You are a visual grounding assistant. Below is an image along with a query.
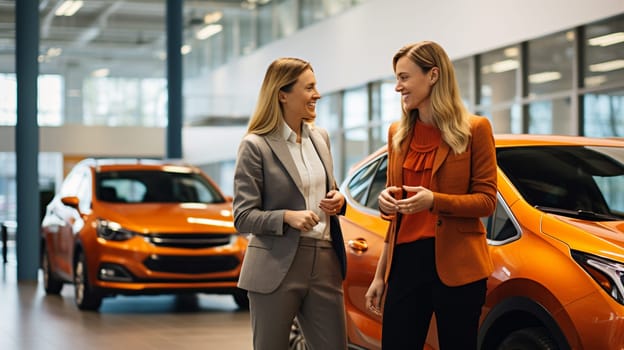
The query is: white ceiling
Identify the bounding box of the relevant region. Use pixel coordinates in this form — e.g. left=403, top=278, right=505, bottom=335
left=0, top=0, right=249, bottom=77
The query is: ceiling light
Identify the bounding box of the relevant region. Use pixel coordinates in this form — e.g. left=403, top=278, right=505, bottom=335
left=589, top=59, right=624, bottom=72
left=195, top=24, right=223, bottom=40
left=490, top=59, right=519, bottom=73
left=203, top=11, right=223, bottom=24
left=181, top=45, right=192, bottom=55
left=91, top=68, right=109, bottom=78
left=588, top=32, right=624, bottom=47
left=584, top=75, right=607, bottom=87
left=504, top=47, right=519, bottom=58
left=529, top=71, right=562, bottom=84
left=55, top=0, right=83, bottom=16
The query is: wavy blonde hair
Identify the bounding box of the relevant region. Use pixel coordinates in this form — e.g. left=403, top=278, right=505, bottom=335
left=391, top=41, right=471, bottom=154
left=247, top=57, right=312, bottom=135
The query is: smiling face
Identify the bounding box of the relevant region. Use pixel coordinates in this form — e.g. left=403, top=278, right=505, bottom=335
left=279, top=68, right=321, bottom=127
left=394, top=56, right=438, bottom=118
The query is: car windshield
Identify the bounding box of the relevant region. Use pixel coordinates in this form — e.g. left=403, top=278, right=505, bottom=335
left=95, top=170, right=224, bottom=204
left=497, top=145, right=624, bottom=221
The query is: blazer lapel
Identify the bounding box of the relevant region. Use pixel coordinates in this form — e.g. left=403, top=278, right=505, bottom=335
left=265, top=130, right=305, bottom=195
left=309, top=128, right=335, bottom=190
left=432, top=141, right=450, bottom=178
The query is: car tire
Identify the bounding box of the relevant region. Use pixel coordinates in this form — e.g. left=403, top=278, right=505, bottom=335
left=74, top=251, right=102, bottom=311
left=498, top=327, right=558, bottom=350
left=232, top=288, right=249, bottom=310
left=42, top=248, right=64, bottom=294
left=289, top=317, right=308, bottom=350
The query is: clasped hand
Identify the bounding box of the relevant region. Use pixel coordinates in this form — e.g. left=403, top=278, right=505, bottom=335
left=284, top=190, right=344, bottom=232
left=378, top=185, right=433, bottom=215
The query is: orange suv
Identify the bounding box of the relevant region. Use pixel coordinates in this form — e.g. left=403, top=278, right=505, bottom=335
left=40, top=158, right=248, bottom=311
left=305, top=135, right=624, bottom=349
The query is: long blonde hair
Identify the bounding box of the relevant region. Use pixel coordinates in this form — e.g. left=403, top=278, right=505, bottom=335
left=247, top=57, right=312, bottom=135
left=391, top=41, right=471, bottom=154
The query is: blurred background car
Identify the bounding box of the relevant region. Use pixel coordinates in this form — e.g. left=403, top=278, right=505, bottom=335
left=40, top=158, right=249, bottom=311
left=293, top=134, right=624, bottom=350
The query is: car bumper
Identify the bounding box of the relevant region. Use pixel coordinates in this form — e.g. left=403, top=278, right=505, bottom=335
left=84, top=235, right=246, bottom=294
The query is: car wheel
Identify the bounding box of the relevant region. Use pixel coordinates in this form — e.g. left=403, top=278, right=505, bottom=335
left=232, top=288, right=249, bottom=310
left=289, top=317, right=308, bottom=350
left=497, top=327, right=558, bottom=350
left=42, top=248, right=63, bottom=294
left=74, top=251, right=102, bottom=311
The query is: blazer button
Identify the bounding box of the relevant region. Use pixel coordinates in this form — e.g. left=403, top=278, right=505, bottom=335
left=436, top=220, right=442, bottom=226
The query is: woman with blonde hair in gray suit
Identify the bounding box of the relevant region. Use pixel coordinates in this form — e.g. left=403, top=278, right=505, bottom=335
left=233, top=57, right=347, bottom=350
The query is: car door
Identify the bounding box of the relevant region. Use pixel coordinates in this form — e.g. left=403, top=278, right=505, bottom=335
left=340, top=154, right=389, bottom=349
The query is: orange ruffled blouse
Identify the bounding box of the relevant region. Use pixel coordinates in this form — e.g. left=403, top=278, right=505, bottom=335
left=396, top=120, right=441, bottom=244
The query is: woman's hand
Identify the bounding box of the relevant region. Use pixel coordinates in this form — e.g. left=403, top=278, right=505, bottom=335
left=396, top=185, right=433, bottom=214
left=319, top=190, right=344, bottom=216
left=365, top=278, right=385, bottom=316
left=284, top=210, right=320, bottom=232
left=378, top=186, right=402, bottom=214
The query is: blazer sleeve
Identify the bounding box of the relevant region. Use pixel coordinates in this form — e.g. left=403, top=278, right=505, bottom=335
left=233, top=134, right=287, bottom=236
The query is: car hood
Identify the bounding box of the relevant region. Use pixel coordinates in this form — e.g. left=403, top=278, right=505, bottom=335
left=96, top=202, right=236, bottom=234
left=541, top=214, right=624, bottom=259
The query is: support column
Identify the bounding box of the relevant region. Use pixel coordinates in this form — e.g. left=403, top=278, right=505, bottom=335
left=15, top=0, right=41, bottom=281
left=166, top=0, right=183, bottom=159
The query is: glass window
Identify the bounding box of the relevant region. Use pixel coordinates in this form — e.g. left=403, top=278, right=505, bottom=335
left=344, top=128, right=368, bottom=179
left=454, top=57, right=474, bottom=110
left=528, top=31, right=575, bottom=95
left=275, top=0, right=298, bottom=39
left=370, top=81, right=400, bottom=149
left=300, top=0, right=326, bottom=27
left=479, top=46, right=520, bottom=107
left=346, top=154, right=387, bottom=210
left=238, top=9, right=256, bottom=56
left=584, top=90, right=624, bottom=137
left=480, top=105, right=522, bottom=134
left=316, top=92, right=341, bottom=132
left=584, top=15, right=624, bottom=88
left=83, top=77, right=166, bottom=127
left=343, top=85, right=368, bottom=129
left=486, top=199, right=519, bottom=242
left=0, top=74, right=16, bottom=125
left=0, top=74, right=63, bottom=126
left=529, top=98, right=574, bottom=135
left=257, top=3, right=274, bottom=47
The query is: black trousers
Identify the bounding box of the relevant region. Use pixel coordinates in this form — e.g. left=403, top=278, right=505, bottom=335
left=381, top=238, right=487, bottom=350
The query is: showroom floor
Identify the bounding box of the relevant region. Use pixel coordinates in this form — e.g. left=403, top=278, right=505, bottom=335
left=0, top=242, right=253, bottom=350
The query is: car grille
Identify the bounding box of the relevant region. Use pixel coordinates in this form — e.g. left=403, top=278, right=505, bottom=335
left=144, top=233, right=233, bottom=249
left=143, top=255, right=240, bottom=274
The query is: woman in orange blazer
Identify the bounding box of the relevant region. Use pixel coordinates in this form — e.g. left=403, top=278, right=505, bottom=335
left=365, top=41, right=497, bottom=350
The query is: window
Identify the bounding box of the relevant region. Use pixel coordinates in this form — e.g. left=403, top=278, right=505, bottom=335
left=0, top=73, right=63, bottom=126
left=346, top=153, right=387, bottom=211
left=454, top=57, right=475, bottom=110
left=528, top=31, right=575, bottom=96
left=83, top=77, right=166, bottom=127
left=583, top=90, right=624, bottom=137
left=584, top=15, right=624, bottom=88
left=485, top=198, right=519, bottom=243
left=479, top=46, right=520, bottom=107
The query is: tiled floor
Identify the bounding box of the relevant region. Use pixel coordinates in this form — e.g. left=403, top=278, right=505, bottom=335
left=0, top=242, right=253, bottom=350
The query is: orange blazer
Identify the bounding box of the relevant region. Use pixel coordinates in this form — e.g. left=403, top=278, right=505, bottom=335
left=383, top=115, right=497, bottom=286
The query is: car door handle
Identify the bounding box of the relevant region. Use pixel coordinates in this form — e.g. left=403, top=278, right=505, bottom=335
left=348, top=238, right=368, bottom=252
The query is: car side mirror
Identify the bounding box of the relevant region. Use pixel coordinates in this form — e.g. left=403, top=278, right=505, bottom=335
left=224, top=195, right=233, bottom=202
left=61, top=196, right=80, bottom=210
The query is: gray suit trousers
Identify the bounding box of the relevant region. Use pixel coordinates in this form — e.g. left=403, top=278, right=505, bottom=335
left=247, top=237, right=347, bottom=350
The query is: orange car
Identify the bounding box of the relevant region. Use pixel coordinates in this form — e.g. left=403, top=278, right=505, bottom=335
left=293, top=135, right=624, bottom=349
left=40, top=159, right=248, bottom=311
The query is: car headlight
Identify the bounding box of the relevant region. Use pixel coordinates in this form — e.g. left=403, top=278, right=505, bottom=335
left=96, top=219, right=137, bottom=241
left=572, top=250, right=624, bottom=305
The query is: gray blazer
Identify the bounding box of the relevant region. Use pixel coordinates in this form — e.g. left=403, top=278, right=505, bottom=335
left=233, top=123, right=346, bottom=294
